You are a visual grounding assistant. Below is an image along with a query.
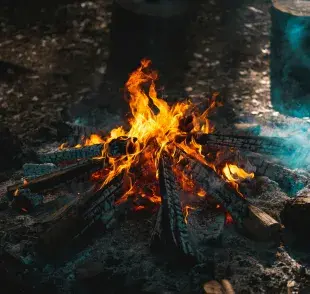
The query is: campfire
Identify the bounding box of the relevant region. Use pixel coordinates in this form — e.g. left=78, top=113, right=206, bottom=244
left=2, top=60, right=309, bottom=265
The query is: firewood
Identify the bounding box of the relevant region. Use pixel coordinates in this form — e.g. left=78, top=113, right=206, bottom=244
left=11, top=189, right=43, bottom=212
left=37, top=172, right=124, bottom=255
left=243, top=205, right=282, bottom=241
left=7, top=159, right=105, bottom=200
left=154, top=151, right=194, bottom=258
left=281, top=193, right=310, bottom=242
left=38, top=144, right=104, bottom=164
left=176, top=148, right=281, bottom=241
left=23, top=163, right=58, bottom=179
left=107, top=136, right=138, bottom=157
left=247, top=154, right=308, bottom=195
left=176, top=133, right=298, bottom=157
left=203, top=280, right=224, bottom=294
left=221, top=280, right=235, bottom=294
left=203, top=279, right=235, bottom=293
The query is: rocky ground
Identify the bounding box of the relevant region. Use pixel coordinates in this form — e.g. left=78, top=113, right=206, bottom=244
left=1, top=0, right=310, bottom=293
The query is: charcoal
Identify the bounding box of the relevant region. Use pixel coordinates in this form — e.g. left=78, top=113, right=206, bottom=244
left=11, top=188, right=43, bottom=212
left=38, top=144, right=103, bottom=164
left=23, top=163, right=58, bottom=179
left=37, top=172, right=124, bottom=255
left=175, top=148, right=281, bottom=241
left=7, top=159, right=105, bottom=199
left=155, top=151, right=195, bottom=259
left=108, top=136, right=138, bottom=157
left=177, top=133, right=301, bottom=157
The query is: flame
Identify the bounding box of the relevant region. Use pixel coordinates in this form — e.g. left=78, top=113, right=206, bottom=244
left=222, top=163, right=254, bottom=191
left=225, top=212, right=234, bottom=225
left=197, top=188, right=206, bottom=197
left=134, top=205, right=145, bottom=211
left=57, top=60, right=252, bottom=223
left=14, top=189, right=19, bottom=197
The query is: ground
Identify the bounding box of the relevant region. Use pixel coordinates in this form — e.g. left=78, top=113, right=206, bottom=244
left=1, top=0, right=310, bottom=293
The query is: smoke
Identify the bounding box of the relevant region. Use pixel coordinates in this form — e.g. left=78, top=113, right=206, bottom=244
left=260, top=121, right=310, bottom=170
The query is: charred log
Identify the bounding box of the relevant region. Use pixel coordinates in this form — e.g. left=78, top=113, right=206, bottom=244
left=176, top=148, right=282, bottom=241
left=108, top=136, right=138, bottom=157
left=7, top=159, right=105, bottom=200
left=11, top=189, right=43, bottom=212
left=176, top=133, right=299, bottom=157
left=23, top=163, right=58, bottom=179
left=154, top=151, right=195, bottom=259
left=38, top=144, right=104, bottom=164
left=37, top=172, right=124, bottom=256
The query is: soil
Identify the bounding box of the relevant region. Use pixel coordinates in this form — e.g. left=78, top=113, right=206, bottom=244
left=1, top=0, right=310, bottom=293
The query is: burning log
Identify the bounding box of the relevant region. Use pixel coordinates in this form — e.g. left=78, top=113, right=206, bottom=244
left=247, top=154, right=308, bottom=195
left=176, top=149, right=281, bottom=241
left=38, top=144, right=103, bottom=164
left=153, top=151, right=194, bottom=258
left=37, top=172, right=124, bottom=255
left=176, top=133, right=298, bottom=157
left=107, top=136, right=138, bottom=157
left=7, top=159, right=105, bottom=200
left=38, top=136, right=138, bottom=164
left=23, top=163, right=58, bottom=179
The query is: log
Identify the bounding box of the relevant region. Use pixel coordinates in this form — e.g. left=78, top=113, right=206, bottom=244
left=243, top=205, right=282, bottom=241
left=203, top=279, right=235, bottom=294
left=176, top=148, right=282, bottom=241
left=153, top=151, right=195, bottom=258
left=176, top=133, right=300, bottom=157
left=107, top=136, right=138, bottom=157
left=37, top=172, right=124, bottom=255
left=23, top=163, right=58, bottom=179
left=270, top=0, right=310, bottom=118
left=38, top=144, right=103, bottom=164
left=203, top=280, right=224, bottom=294
left=281, top=193, right=310, bottom=242
left=38, top=137, right=138, bottom=164
left=7, top=159, right=105, bottom=200
left=247, top=153, right=308, bottom=195
left=11, top=189, right=43, bottom=212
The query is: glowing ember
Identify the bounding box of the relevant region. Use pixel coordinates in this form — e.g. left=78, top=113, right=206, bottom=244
left=183, top=205, right=196, bottom=224
left=225, top=212, right=234, bottom=225
left=59, top=59, right=255, bottom=223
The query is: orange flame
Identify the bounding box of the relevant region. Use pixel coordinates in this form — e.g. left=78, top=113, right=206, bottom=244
left=222, top=163, right=254, bottom=192
left=58, top=60, right=253, bottom=223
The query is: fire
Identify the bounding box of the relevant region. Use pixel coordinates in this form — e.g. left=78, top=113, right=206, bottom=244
left=183, top=205, right=196, bottom=224
left=222, top=163, right=254, bottom=191
left=59, top=59, right=254, bottom=223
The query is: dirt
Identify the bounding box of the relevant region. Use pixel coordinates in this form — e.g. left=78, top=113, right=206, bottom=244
left=1, top=0, right=310, bottom=293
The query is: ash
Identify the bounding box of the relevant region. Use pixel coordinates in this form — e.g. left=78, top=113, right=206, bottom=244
left=28, top=176, right=308, bottom=294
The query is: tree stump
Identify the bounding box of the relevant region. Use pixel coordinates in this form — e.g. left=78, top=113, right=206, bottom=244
left=104, top=0, right=193, bottom=111
left=270, top=0, right=310, bottom=118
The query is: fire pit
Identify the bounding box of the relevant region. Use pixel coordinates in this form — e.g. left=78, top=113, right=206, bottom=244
left=0, top=60, right=310, bottom=293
